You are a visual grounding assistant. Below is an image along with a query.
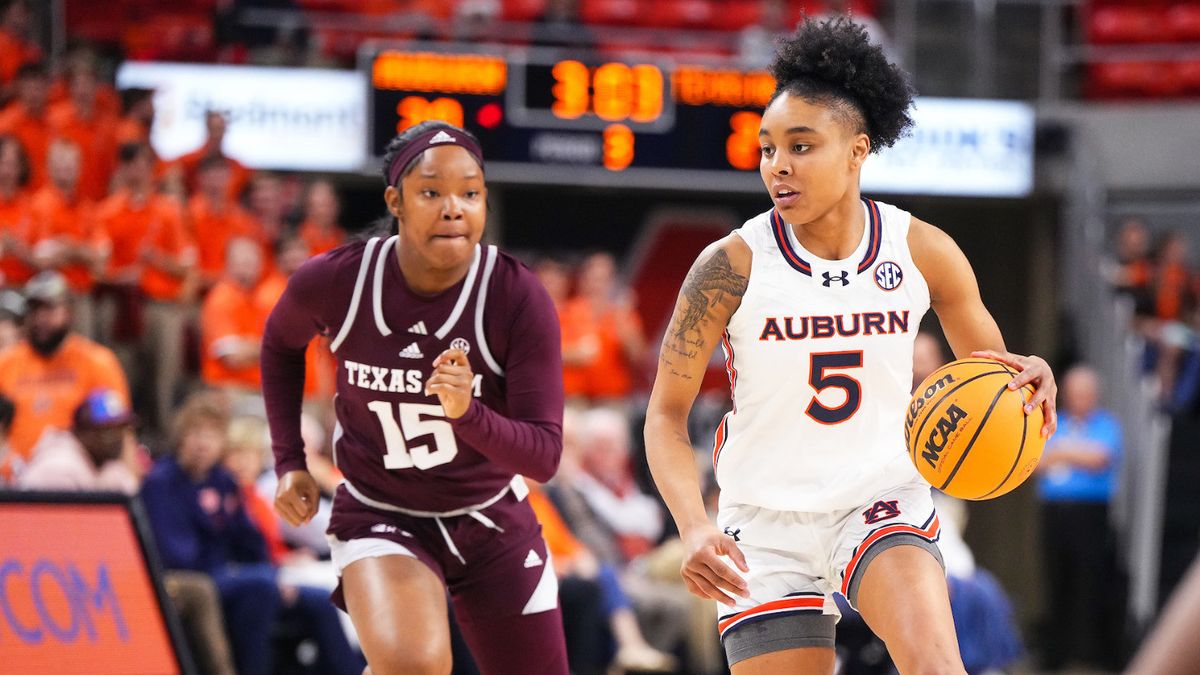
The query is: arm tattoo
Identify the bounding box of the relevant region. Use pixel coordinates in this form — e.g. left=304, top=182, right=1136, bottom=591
left=660, top=249, right=748, bottom=379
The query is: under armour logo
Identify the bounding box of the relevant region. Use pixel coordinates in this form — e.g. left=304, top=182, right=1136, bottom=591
left=723, top=527, right=741, bottom=542
left=822, top=271, right=850, bottom=287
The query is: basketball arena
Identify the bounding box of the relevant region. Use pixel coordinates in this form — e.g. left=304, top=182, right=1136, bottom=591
left=0, top=1, right=1196, bottom=673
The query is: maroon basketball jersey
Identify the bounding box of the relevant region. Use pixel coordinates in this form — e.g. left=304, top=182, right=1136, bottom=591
left=263, top=235, right=565, bottom=513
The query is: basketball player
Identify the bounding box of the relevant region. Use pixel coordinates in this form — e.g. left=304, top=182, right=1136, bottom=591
left=261, top=121, right=568, bottom=675
left=644, top=18, right=1058, bottom=675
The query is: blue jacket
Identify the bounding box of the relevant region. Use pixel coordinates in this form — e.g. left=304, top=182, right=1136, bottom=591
left=140, top=457, right=268, bottom=572
left=1037, top=409, right=1122, bottom=503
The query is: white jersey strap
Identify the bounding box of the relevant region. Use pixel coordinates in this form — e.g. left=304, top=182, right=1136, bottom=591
left=474, top=245, right=504, bottom=377
left=330, top=237, right=381, bottom=352
left=371, top=234, right=400, bottom=336
left=434, top=244, right=482, bottom=339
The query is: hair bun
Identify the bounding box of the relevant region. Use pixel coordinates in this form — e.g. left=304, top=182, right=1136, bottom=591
left=769, top=17, right=915, bottom=153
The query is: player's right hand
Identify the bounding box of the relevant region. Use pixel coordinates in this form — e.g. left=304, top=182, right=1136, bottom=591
left=275, top=470, right=320, bottom=526
left=680, top=524, right=750, bottom=607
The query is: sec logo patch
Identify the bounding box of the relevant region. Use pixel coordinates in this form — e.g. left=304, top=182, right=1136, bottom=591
left=874, top=261, right=903, bottom=291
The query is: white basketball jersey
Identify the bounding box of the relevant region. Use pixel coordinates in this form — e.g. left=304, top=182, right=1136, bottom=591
left=715, top=198, right=930, bottom=512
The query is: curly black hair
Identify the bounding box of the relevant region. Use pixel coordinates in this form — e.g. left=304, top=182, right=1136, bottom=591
left=380, top=120, right=482, bottom=186
left=769, top=17, right=915, bottom=153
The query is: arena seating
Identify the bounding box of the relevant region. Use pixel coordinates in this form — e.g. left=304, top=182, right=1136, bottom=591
left=1084, top=1, right=1200, bottom=100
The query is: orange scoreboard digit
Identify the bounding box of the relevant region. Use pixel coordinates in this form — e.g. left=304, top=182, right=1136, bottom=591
left=368, top=45, right=776, bottom=175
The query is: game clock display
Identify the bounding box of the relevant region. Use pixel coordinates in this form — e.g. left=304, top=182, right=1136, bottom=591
left=367, top=45, right=774, bottom=174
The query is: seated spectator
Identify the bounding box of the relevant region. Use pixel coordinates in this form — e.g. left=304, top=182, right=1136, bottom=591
left=141, top=392, right=279, bottom=675
left=0, top=391, right=17, bottom=484
left=1147, top=231, right=1197, bottom=400
left=1152, top=231, right=1195, bottom=324
left=19, top=388, right=137, bottom=492
left=29, top=138, right=107, bottom=337
left=200, top=236, right=266, bottom=394
left=297, top=178, right=345, bottom=256
left=16, top=387, right=238, bottom=675
left=116, top=87, right=155, bottom=146
left=141, top=392, right=363, bottom=675
left=0, top=61, right=50, bottom=190
left=573, top=406, right=663, bottom=560
left=549, top=407, right=692, bottom=663
left=188, top=154, right=259, bottom=290
left=48, top=63, right=118, bottom=202
left=175, top=110, right=252, bottom=201
left=1106, top=216, right=1154, bottom=314
left=0, top=134, right=34, bottom=287
left=0, top=0, right=40, bottom=93
left=98, top=142, right=196, bottom=429
left=47, top=41, right=121, bottom=118
left=529, top=481, right=677, bottom=674
left=0, top=286, right=21, bottom=349
left=560, top=252, right=647, bottom=403
left=228, top=413, right=362, bottom=652
left=0, top=271, right=128, bottom=463
left=246, top=171, right=293, bottom=267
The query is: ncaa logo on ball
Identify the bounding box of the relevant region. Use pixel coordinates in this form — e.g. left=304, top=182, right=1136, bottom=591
left=874, top=261, right=903, bottom=291
left=450, top=337, right=471, bottom=354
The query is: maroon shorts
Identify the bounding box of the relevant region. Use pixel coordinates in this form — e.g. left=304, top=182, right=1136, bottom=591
left=327, top=484, right=568, bottom=674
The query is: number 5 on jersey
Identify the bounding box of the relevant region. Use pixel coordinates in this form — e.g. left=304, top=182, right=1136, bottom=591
left=806, top=351, right=863, bottom=424
left=367, top=402, right=460, bottom=470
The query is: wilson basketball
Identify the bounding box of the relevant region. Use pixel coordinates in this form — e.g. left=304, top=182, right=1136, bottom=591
left=904, top=358, right=1045, bottom=500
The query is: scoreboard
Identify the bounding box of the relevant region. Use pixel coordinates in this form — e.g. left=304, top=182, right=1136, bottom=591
left=366, top=44, right=774, bottom=177
left=364, top=44, right=1036, bottom=197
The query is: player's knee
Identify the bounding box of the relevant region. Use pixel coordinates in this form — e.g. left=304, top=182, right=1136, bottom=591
left=368, top=642, right=452, bottom=675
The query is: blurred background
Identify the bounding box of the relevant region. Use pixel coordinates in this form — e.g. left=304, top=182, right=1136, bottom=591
left=0, top=0, right=1196, bottom=673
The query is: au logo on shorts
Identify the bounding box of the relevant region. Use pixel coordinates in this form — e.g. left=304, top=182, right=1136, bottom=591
left=874, top=261, right=903, bottom=291
left=862, top=500, right=901, bottom=525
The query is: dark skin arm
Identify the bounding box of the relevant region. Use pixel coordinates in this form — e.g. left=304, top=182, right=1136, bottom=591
left=910, top=218, right=1058, bottom=438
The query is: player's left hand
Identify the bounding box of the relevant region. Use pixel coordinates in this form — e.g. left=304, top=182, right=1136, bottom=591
left=972, top=350, right=1058, bottom=439
left=427, top=348, right=474, bottom=419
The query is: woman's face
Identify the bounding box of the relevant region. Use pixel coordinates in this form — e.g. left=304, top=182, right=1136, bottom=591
left=0, top=141, right=23, bottom=188
left=178, top=421, right=226, bottom=478
left=758, top=92, right=869, bottom=224
left=386, top=145, right=487, bottom=272
left=306, top=181, right=339, bottom=226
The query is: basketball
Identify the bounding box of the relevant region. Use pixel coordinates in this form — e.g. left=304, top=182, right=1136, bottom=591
left=904, top=358, right=1045, bottom=500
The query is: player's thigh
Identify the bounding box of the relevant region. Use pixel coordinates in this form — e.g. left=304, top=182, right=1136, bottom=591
left=456, top=603, right=568, bottom=675
left=854, top=544, right=964, bottom=674
left=342, top=554, right=452, bottom=675
left=731, top=647, right=836, bottom=675
left=450, top=501, right=568, bottom=675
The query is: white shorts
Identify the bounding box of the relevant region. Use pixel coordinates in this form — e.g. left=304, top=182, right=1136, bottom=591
left=714, top=479, right=943, bottom=664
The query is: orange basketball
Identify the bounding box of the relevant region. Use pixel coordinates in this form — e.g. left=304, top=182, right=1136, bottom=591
left=904, top=358, right=1045, bottom=500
